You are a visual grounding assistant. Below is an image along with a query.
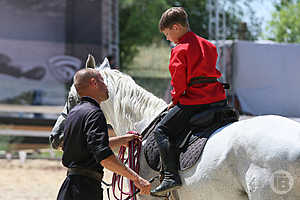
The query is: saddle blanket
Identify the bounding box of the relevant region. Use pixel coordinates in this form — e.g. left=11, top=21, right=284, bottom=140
left=144, top=130, right=209, bottom=171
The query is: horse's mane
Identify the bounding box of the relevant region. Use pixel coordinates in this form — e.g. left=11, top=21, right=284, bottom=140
left=97, top=68, right=167, bottom=136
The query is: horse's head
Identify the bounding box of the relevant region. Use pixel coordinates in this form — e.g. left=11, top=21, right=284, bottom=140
left=50, top=54, right=167, bottom=149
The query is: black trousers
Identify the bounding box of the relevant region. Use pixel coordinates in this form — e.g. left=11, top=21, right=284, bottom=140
left=57, top=175, right=103, bottom=200
left=153, top=100, right=227, bottom=142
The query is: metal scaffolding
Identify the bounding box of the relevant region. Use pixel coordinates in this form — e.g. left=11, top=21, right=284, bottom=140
left=207, top=0, right=228, bottom=85
left=207, top=0, right=227, bottom=45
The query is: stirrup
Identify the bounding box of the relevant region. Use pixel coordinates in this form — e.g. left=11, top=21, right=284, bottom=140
left=151, top=185, right=181, bottom=196
left=150, top=191, right=171, bottom=198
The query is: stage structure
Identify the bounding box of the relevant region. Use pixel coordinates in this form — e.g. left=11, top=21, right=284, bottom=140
left=0, top=0, right=119, bottom=105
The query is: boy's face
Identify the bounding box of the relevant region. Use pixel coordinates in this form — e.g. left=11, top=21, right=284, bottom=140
left=162, top=24, right=182, bottom=43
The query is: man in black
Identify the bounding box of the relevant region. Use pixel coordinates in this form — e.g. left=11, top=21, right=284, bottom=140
left=57, top=69, right=151, bottom=200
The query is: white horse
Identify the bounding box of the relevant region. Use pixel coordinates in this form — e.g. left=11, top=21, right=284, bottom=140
left=51, top=57, right=300, bottom=200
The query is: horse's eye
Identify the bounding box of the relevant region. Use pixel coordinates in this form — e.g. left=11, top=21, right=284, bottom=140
left=69, top=96, right=74, bottom=102
left=68, top=96, right=76, bottom=106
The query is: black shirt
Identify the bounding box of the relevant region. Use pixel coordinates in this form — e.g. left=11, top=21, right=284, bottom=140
left=62, top=96, right=113, bottom=173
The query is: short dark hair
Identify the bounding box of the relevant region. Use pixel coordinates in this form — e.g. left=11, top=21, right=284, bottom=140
left=159, top=7, right=189, bottom=32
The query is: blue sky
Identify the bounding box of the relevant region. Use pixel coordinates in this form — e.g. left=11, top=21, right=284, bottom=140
left=242, top=0, right=278, bottom=38
left=222, top=0, right=277, bottom=38
left=250, top=0, right=276, bottom=29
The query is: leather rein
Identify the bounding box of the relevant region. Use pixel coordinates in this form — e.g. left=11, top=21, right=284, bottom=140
left=110, top=131, right=159, bottom=200
left=111, top=131, right=142, bottom=200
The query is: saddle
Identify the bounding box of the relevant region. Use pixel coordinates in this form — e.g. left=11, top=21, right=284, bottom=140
left=143, top=105, right=239, bottom=171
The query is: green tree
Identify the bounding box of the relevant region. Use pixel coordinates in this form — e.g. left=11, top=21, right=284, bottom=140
left=119, top=0, right=169, bottom=68
left=173, top=0, right=261, bottom=40
left=224, top=0, right=262, bottom=40
left=267, top=1, right=300, bottom=43
left=274, top=0, right=295, bottom=11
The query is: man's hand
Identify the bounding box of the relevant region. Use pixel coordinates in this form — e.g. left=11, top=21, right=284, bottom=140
left=109, top=133, right=141, bottom=148
left=101, top=155, right=152, bottom=195
left=120, top=133, right=141, bottom=147
left=167, top=102, right=175, bottom=110
left=134, top=177, right=151, bottom=195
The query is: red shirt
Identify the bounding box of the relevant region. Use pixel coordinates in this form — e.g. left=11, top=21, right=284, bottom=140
left=169, top=31, right=226, bottom=105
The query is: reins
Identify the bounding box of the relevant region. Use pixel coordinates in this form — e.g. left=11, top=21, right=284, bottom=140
left=111, top=131, right=142, bottom=200
left=106, top=111, right=169, bottom=200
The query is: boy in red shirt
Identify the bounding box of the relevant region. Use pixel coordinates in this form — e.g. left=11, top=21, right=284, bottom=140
left=151, top=7, right=227, bottom=195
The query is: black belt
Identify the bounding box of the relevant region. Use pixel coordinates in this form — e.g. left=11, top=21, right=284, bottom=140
left=188, top=76, right=230, bottom=89
left=67, top=168, right=103, bottom=182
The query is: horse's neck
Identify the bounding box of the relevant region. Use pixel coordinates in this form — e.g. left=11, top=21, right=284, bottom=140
left=100, top=70, right=167, bottom=136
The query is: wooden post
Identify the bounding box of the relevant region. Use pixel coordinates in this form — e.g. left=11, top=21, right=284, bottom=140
left=238, top=22, right=248, bottom=40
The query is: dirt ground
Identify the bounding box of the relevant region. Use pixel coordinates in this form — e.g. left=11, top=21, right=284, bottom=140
left=0, top=159, right=116, bottom=200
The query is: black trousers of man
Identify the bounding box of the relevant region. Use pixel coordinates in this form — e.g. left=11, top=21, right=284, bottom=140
left=57, top=175, right=103, bottom=200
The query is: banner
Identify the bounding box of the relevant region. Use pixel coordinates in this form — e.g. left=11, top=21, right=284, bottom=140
left=232, top=41, right=300, bottom=117
left=0, top=1, right=81, bottom=105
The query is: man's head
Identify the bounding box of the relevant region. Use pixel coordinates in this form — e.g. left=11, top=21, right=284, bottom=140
left=159, top=7, right=189, bottom=43
left=73, top=68, right=109, bottom=103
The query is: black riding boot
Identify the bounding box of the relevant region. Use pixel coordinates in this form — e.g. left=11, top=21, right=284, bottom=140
left=151, top=132, right=182, bottom=196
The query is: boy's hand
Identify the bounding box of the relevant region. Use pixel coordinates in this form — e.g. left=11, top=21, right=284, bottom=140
left=167, top=102, right=175, bottom=110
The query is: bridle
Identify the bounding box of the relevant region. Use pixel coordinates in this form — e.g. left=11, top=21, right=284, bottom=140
left=60, top=93, right=82, bottom=119
left=60, top=95, right=76, bottom=119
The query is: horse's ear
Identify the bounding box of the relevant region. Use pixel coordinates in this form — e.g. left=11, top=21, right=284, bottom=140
left=85, top=54, right=96, bottom=69
left=99, top=57, right=111, bottom=70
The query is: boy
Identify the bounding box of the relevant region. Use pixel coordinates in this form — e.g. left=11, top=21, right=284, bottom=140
left=151, top=7, right=227, bottom=195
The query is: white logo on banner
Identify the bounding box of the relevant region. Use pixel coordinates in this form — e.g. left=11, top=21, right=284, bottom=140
left=47, top=55, right=81, bottom=83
